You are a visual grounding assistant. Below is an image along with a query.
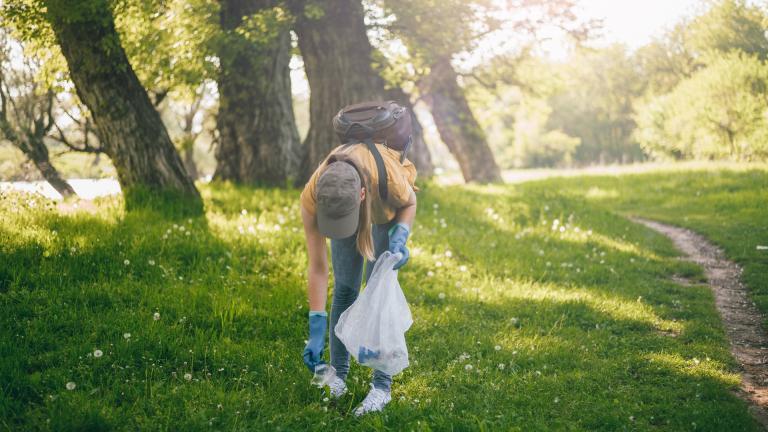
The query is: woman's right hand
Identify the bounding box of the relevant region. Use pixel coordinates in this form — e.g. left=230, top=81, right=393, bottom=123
left=303, top=311, right=327, bottom=372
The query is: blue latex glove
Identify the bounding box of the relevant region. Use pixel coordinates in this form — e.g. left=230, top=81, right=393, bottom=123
left=302, top=311, right=327, bottom=372
left=388, top=223, right=410, bottom=270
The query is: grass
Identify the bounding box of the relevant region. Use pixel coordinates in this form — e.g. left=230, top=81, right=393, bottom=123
left=0, top=165, right=765, bottom=431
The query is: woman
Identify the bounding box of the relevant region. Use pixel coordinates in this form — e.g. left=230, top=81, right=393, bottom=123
left=299, top=104, right=418, bottom=416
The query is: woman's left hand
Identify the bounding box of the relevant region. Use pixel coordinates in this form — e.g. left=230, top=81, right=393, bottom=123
left=388, top=223, right=410, bottom=270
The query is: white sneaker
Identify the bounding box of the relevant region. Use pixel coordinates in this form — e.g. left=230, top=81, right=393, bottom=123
left=353, top=384, right=391, bottom=416
left=328, top=376, right=347, bottom=398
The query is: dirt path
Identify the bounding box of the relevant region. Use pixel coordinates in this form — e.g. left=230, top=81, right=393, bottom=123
left=634, top=218, right=768, bottom=429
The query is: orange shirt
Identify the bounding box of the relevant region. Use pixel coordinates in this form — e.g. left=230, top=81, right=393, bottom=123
left=300, top=143, right=419, bottom=224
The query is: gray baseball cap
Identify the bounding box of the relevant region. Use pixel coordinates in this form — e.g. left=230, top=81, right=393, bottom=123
left=316, top=162, right=361, bottom=239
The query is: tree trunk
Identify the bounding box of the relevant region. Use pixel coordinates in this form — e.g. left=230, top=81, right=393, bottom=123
left=45, top=1, right=202, bottom=213
left=214, top=0, right=301, bottom=185
left=384, top=87, right=433, bottom=177
left=418, top=57, right=502, bottom=183
left=289, top=0, right=387, bottom=182
left=0, top=118, right=76, bottom=198
left=182, top=136, right=199, bottom=181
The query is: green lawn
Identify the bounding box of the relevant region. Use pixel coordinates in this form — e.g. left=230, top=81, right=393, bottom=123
left=1, top=166, right=765, bottom=431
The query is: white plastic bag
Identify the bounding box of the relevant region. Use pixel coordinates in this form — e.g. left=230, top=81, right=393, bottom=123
left=334, top=251, right=413, bottom=376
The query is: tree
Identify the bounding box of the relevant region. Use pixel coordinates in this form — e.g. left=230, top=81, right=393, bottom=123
left=115, top=0, right=219, bottom=182
left=687, top=0, right=768, bottom=61
left=546, top=45, right=645, bottom=164
left=634, top=52, right=768, bottom=161
left=4, top=0, right=204, bottom=212
left=214, top=0, right=301, bottom=185
left=378, top=0, right=501, bottom=182
left=287, top=0, right=387, bottom=182
left=0, top=33, right=76, bottom=197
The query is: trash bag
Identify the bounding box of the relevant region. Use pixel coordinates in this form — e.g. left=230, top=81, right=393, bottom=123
left=334, top=251, right=413, bottom=376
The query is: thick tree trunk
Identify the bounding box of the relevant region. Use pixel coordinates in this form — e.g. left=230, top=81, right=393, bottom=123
left=215, top=0, right=301, bottom=185
left=384, top=87, right=434, bottom=177
left=46, top=1, right=202, bottom=212
left=418, top=57, right=502, bottom=183
left=289, top=0, right=387, bottom=182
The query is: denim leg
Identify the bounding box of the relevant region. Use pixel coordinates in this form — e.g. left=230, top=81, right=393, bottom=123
left=366, top=218, right=398, bottom=392
left=329, top=233, right=364, bottom=381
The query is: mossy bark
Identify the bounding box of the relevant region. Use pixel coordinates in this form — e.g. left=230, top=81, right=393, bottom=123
left=289, top=0, right=386, bottom=183
left=46, top=0, right=202, bottom=213
left=419, top=57, right=501, bottom=183
left=214, top=0, right=301, bottom=185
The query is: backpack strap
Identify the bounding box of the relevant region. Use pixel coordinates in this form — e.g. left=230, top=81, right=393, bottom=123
left=342, top=122, right=389, bottom=202
left=363, top=138, right=388, bottom=202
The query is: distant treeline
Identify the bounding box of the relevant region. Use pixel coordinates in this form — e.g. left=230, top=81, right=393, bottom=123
left=469, top=0, right=768, bottom=168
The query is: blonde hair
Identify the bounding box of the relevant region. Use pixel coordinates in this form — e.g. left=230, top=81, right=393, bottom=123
left=325, top=153, right=375, bottom=261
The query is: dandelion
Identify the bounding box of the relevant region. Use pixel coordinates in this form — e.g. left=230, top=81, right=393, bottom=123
left=184, top=373, right=192, bottom=381
left=438, top=292, right=446, bottom=299
left=217, top=403, right=223, bottom=410
left=494, top=345, right=501, bottom=351
left=459, top=265, right=467, bottom=272
left=433, top=203, right=439, bottom=209
left=445, top=250, right=452, bottom=258
left=124, top=259, right=130, bottom=266
left=66, top=381, right=76, bottom=390
left=241, top=209, right=248, bottom=216
left=427, top=270, right=435, bottom=277
left=464, top=364, right=473, bottom=371
left=554, top=397, right=560, bottom=403
left=123, top=333, right=131, bottom=340
left=148, top=259, right=155, bottom=266
left=93, top=349, right=103, bottom=358
left=322, top=397, right=329, bottom=403
left=435, top=261, right=443, bottom=267
left=498, top=363, right=505, bottom=370
left=510, top=317, right=519, bottom=325
left=153, top=312, right=161, bottom=321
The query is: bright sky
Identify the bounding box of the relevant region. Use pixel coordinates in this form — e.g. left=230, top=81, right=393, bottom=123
left=577, top=0, right=702, bottom=48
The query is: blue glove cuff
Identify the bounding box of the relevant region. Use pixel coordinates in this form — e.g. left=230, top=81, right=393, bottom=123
left=388, top=222, right=411, bottom=237
left=308, top=310, right=327, bottom=317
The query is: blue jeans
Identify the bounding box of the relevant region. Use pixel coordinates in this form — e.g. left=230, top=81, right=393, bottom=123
left=329, top=219, right=396, bottom=392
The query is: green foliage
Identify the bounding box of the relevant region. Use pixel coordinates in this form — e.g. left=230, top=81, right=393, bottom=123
left=114, top=0, right=220, bottom=100
left=1, top=169, right=765, bottom=429
left=687, top=0, right=768, bottom=61
left=547, top=45, right=646, bottom=164
left=635, top=52, right=768, bottom=161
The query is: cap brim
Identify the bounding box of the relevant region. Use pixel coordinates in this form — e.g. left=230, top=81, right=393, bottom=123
left=317, top=207, right=360, bottom=239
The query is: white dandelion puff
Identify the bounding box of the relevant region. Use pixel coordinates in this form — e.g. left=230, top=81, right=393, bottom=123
left=464, top=364, right=473, bottom=371
left=438, top=292, right=446, bottom=299
left=66, top=382, right=76, bottom=390
left=494, top=345, right=501, bottom=351
left=184, top=373, right=192, bottom=381
left=153, top=312, right=161, bottom=321
left=123, top=333, right=131, bottom=340
left=123, top=259, right=130, bottom=266
left=93, top=349, right=103, bottom=358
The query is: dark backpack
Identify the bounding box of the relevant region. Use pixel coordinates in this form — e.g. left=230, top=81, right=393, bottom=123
left=332, top=101, right=413, bottom=201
